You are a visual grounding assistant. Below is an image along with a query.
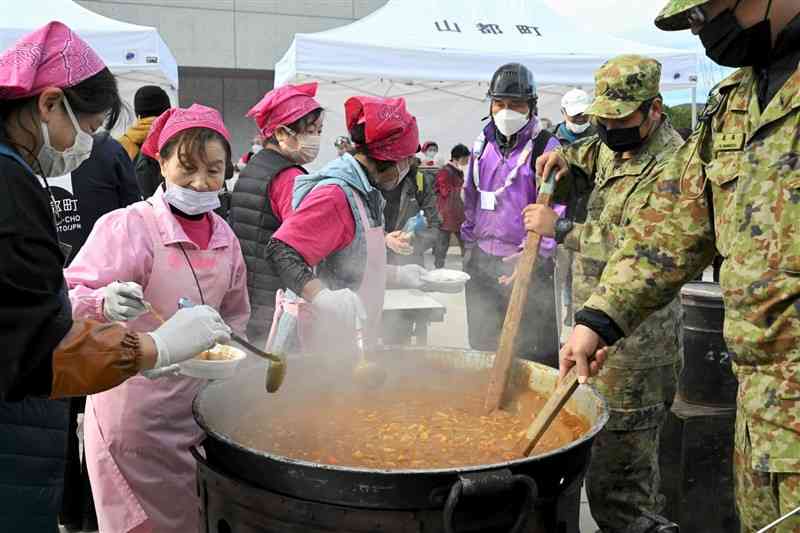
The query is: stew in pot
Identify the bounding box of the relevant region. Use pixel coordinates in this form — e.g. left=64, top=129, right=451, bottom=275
left=234, top=368, right=588, bottom=470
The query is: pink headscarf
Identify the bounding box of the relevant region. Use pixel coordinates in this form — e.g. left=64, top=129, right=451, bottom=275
left=345, top=96, right=420, bottom=162
left=246, top=82, right=321, bottom=138
left=140, top=104, right=231, bottom=158
left=0, top=21, right=106, bottom=100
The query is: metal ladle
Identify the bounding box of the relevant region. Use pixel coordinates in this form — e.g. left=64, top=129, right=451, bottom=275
left=352, top=314, right=387, bottom=389
left=229, top=332, right=287, bottom=393
left=176, top=298, right=286, bottom=392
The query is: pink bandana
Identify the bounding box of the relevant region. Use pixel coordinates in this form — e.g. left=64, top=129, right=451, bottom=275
left=140, top=104, right=231, bottom=158
left=345, top=96, right=420, bottom=162
left=246, top=82, right=321, bottom=138
left=0, top=21, right=106, bottom=100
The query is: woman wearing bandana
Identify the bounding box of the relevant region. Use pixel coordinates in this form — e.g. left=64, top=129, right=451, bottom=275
left=266, top=96, right=429, bottom=358
left=230, top=83, right=324, bottom=346
left=0, top=23, right=231, bottom=532
left=65, top=104, right=250, bottom=533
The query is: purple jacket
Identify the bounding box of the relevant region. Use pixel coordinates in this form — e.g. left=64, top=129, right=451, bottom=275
left=461, top=117, right=562, bottom=258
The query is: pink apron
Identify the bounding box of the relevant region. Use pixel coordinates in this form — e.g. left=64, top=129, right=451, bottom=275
left=268, top=192, right=386, bottom=354
left=84, top=203, right=233, bottom=533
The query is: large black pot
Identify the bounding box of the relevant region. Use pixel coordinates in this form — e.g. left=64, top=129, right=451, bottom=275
left=193, top=347, right=608, bottom=531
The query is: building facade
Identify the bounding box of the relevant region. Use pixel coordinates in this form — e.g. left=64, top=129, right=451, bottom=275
left=79, top=0, right=388, bottom=157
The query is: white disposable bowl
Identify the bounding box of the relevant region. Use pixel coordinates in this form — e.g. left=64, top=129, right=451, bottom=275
left=421, top=269, right=471, bottom=293
left=179, top=345, right=246, bottom=380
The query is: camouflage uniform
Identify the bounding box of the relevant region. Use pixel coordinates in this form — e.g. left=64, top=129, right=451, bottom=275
left=578, top=4, right=800, bottom=531
left=558, top=55, right=684, bottom=533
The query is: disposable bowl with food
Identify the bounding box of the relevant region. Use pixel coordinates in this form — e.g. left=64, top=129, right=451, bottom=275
left=179, top=344, right=246, bottom=380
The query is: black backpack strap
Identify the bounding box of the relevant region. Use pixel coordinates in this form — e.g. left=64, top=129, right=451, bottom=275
left=530, top=128, right=554, bottom=167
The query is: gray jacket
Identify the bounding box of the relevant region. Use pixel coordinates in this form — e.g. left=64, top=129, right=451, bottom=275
left=385, top=170, right=441, bottom=256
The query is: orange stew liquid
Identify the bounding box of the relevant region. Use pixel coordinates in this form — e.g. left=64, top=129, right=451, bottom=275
left=234, top=370, right=588, bottom=470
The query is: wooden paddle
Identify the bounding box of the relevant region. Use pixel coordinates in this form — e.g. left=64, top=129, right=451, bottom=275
left=515, top=366, right=581, bottom=456
left=484, top=170, right=557, bottom=413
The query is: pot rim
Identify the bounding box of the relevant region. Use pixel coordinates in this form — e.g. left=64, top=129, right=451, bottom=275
left=193, top=346, right=609, bottom=475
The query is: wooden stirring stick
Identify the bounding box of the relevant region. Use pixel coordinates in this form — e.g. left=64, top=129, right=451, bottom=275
left=484, top=171, right=558, bottom=413
left=515, top=366, right=581, bottom=456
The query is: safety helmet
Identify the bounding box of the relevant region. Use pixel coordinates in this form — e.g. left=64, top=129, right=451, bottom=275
left=488, top=63, right=537, bottom=101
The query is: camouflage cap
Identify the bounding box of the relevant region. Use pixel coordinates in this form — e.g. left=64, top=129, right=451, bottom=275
left=585, top=55, right=662, bottom=120
left=655, top=0, right=709, bottom=31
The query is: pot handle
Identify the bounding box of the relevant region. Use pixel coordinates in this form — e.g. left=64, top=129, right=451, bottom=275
left=442, top=468, right=538, bottom=533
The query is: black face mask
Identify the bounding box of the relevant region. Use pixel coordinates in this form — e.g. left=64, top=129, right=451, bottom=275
left=699, top=2, right=773, bottom=68
left=596, top=118, right=646, bottom=153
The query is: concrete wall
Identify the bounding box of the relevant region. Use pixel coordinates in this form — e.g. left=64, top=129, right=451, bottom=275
left=177, top=67, right=275, bottom=160
left=78, top=0, right=388, bottom=156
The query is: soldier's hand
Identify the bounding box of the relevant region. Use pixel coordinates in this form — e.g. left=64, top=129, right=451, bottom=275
left=535, top=152, right=569, bottom=183
left=559, top=325, right=607, bottom=384
left=522, top=205, right=558, bottom=237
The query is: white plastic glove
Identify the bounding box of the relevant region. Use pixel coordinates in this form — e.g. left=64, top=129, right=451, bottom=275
left=141, top=364, right=182, bottom=380
left=103, top=281, right=147, bottom=322
left=312, top=288, right=367, bottom=330
left=390, top=264, right=428, bottom=290
left=146, top=306, right=232, bottom=369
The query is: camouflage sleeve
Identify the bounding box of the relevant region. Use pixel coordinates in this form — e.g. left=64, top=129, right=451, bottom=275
left=582, top=135, right=717, bottom=335
left=561, top=135, right=602, bottom=178
left=562, top=223, right=584, bottom=253
left=562, top=221, right=625, bottom=259
left=566, top=168, right=661, bottom=258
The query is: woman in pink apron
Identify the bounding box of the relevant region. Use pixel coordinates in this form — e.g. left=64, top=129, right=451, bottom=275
left=265, top=96, right=428, bottom=355
left=65, top=105, right=250, bottom=533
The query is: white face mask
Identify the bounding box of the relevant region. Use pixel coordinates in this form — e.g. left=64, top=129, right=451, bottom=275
left=492, top=109, right=529, bottom=138
left=163, top=181, right=221, bottom=215
left=378, top=159, right=410, bottom=191
left=281, top=127, right=321, bottom=164
left=425, top=150, right=437, bottom=160
left=38, top=98, right=93, bottom=177
left=296, top=133, right=321, bottom=164
left=566, top=121, right=591, bottom=134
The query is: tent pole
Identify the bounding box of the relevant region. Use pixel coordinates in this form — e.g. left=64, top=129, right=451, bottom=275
left=691, top=87, right=698, bottom=129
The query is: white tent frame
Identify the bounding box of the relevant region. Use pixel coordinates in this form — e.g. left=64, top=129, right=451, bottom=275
left=275, top=0, right=699, bottom=167
left=0, top=0, right=179, bottom=133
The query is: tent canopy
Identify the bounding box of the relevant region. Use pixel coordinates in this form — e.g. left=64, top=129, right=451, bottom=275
left=0, top=0, right=179, bottom=130
left=275, top=0, right=699, bottom=168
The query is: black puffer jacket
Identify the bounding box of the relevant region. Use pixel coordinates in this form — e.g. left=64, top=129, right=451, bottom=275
left=0, top=147, right=78, bottom=532
left=230, top=149, right=305, bottom=343
left=0, top=398, right=69, bottom=532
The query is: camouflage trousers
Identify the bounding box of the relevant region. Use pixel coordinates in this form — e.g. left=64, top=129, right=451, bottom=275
left=735, top=415, right=800, bottom=532
left=586, top=363, right=679, bottom=533
left=586, top=421, right=667, bottom=533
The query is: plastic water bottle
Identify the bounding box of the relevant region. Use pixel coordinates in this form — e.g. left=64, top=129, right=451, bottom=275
left=401, top=211, right=427, bottom=240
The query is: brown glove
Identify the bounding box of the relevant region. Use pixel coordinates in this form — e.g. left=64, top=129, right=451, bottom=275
left=50, top=320, right=143, bottom=399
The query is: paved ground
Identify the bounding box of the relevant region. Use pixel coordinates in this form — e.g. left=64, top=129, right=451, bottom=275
left=60, top=247, right=600, bottom=533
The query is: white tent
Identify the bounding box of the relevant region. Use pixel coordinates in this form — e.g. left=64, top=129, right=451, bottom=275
left=0, top=0, right=179, bottom=132
left=275, top=0, right=699, bottom=168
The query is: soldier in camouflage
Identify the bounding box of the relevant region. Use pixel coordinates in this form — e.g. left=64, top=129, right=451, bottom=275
left=525, top=55, right=684, bottom=532
left=553, top=1, right=800, bottom=531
